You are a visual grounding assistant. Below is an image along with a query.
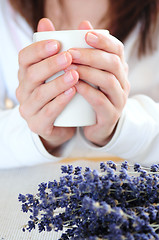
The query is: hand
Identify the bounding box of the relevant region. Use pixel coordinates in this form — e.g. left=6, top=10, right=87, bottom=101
left=16, top=18, right=79, bottom=154
left=67, top=23, right=130, bottom=147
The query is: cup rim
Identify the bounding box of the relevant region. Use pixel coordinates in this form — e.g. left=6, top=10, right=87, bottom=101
left=33, top=29, right=109, bottom=35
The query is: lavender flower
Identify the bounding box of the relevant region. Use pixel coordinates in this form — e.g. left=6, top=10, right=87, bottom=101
left=19, top=161, right=159, bottom=239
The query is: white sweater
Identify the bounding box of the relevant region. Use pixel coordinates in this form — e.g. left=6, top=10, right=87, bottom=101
left=0, top=0, right=159, bottom=168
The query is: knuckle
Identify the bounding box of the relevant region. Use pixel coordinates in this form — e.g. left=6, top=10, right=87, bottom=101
left=18, top=50, right=25, bottom=66
left=19, top=103, right=31, bottom=120
left=43, top=105, right=53, bottom=118
left=112, top=55, right=121, bottom=70
left=102, top=40, right=109, bottom=50
left=111, top=110, right=120, bottom=125
left=56, top=99, right=65, bottom=112
left=46, top=55, right=57, bottom=72
left=26, top=67, right=37, bottom=84
left=16, top=87, right=21, bottom=101
left=107, top=74, right=117, bottom=89
left=126, top=81, right=131, bottom=94
left=52, top=79, right=61, bottom=94
left=118, top=91, right=128, bottom=110
left=35, top=42, right=45, bottom=59
left=18, top=69, right=22, bottom=81
left=28, top=121, right=38, bottom=133
left=122, top=92, right=128, bottom=107
left=87, top=50, right=97, bottom=66
left=95, top=94, right=105, bottom=107
left=19, top=104, right=26, bottom=118
left=43, top=58, right=53, bottom=76
left=117, top=41, right=124, bottom=56
left=33, top=86, right=45, bottom=102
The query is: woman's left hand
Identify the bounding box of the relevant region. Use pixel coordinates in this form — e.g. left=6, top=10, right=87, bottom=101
left=67, top=25, right=130, bottom=147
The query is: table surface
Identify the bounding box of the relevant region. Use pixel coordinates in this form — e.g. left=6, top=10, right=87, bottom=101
left=0, top=157, right=122, bottom=240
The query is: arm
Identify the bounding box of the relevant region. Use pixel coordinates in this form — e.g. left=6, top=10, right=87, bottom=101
left=0, top=106, right=75, bottom=169
left=0, top=28, right=75, bottom=169
left=81, top=95, right=159, bottom=167
left=16, top=18, right=78, bottom=155
left=68, top=27, right=130, bottom=147
left=68, top=25, right=159, bottom=166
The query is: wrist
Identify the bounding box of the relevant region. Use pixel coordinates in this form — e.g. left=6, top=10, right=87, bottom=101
left=88, top=122, right=118, bottom=147
left=40, top=137, right=62, bottom=156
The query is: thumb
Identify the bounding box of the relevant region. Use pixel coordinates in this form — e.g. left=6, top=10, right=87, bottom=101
left=78, top=21, right=94, bottom=30
left=37, top=18, right=55, bottom=32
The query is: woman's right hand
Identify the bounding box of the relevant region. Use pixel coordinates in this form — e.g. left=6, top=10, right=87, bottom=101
left=16, top=18, right=79, bottom=154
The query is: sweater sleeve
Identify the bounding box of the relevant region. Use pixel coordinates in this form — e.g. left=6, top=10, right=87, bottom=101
left=79, top=95, right=159, bottom=167
left=0, top=106, right=74, bottom=169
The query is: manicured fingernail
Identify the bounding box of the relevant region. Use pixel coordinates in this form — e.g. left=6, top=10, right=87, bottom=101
left=57, top=53, right=68, bottom=65
left=64, top=87, right=74, bottom=95
left=87, top=32, right=98, bottom=44
left=45, top=41, right=58, bottom=53
left=64, top=71, right=74, bottom=83
left=69, top=49, right=80, bottom=60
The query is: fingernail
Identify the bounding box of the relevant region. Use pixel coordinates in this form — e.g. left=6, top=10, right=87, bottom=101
left=64, top=71, right=74, bottom=83
left=45, top=41, right=58, bottom=53
left=69, top=49, right=80, bottom=60
left=57, top=53, right=68, bottom=65
left=87, top=32, right=98, bottom=44
left=64, top=87, right=74, bottom=95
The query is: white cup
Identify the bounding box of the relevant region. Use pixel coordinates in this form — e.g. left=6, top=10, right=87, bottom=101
left=33, top=29, right=108, bottom=127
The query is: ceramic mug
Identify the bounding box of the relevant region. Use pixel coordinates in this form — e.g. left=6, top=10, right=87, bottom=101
left=33, top=29, right=109, bottom=127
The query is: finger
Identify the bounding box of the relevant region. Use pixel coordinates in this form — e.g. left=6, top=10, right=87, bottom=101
left=20, top=70, right=79, bottom=117
left=68, top=48, right=126, bottom=89
left=23, top=51, right=72, bottom=93
left=69, top=64, right=129, bottom=93
left=76, top=68, right=127, bottom=110
left=78, top=21, right=93, bottom=30
left=37, top=18, right=55, bottom=32
left=75, top=81, right=117, bottom=125
left=28, top=87, right=77, bottom=135
left=85, top=31, right=125, bottom=64
left=18, top=39, right=60, bottom=68
left=68, top=64, right=127, bottom=107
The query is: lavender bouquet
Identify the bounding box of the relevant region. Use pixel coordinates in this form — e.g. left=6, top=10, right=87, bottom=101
left=18, top=161, right=159, bottom=240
